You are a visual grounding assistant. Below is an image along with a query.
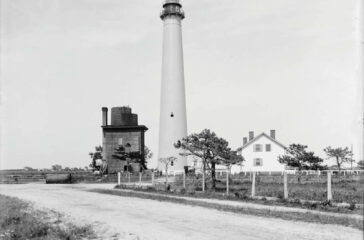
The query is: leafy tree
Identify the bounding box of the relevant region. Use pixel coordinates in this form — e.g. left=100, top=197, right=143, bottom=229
left=278, top=144, right=326, bottom=170
left=174, top=129, right=244, bottom=190
left=23, top=166, right=35, bottom=171
left=89, top=146, right=103, bottom=171
left=357, top=160, right=364, bottom=169
left=112, top=144, right=148, bottom=171
left=144, top=146, right=153, bottom=163
left=51, top=164, right=63, bottom=171
left=159, top=156, right=177, bottom=184
left=324, top=146, right=353, bottom=171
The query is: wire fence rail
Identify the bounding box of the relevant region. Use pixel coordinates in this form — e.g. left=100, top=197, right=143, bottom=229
left=117, top=170, right=364, bottom=204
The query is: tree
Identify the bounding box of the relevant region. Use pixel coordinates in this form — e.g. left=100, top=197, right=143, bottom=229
left=174, top=129, right=244, bottom=190
left=278, top=144, right=326, bottom=170
left=159, top=156, right=177, bottom=184
left=144, top=146, right=153, bottom=163
left=112, top=144, right=148, bottom=171
left=324, top=146, right=353, bottom=171
left=357, top=160, right=364, bottom=169
left=51, top=164, right=63, bottom=171
left=23, top=166, right=35, bottom=171
left=89, top=146, right=103, bottom=171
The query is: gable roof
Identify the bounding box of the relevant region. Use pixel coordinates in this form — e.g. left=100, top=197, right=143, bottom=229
left=236, top=132, right=287, bottom=152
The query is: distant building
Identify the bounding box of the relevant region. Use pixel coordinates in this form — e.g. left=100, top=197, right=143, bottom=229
left=232, top=130, right=287, bottom=173
left=101, top=106, right=148, bottom=174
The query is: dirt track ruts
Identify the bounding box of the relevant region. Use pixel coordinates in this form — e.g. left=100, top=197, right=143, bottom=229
left=0, top=183, right=362, bottom=240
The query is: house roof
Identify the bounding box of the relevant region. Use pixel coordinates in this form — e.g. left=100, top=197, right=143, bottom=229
left=236, top=132, right=287, bottom=152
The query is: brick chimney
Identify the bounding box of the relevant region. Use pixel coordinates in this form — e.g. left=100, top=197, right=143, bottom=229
left=270, top=129, right=276, bottom=139
left=243, top=137, right=248, bottom=145
left=102, top=107, right=108, bottom=126
left=249, top=131, right=254, bottom=141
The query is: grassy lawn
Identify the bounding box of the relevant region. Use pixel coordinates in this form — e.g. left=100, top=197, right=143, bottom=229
left=0, top=194, right=94, bottom=240
left=172, top=173, right=364, bottom=204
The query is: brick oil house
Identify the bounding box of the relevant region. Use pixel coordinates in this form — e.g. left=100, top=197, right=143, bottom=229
left=101, top=106, right=148, bottom=174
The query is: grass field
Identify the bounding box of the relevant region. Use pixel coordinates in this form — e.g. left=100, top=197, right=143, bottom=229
left=172, top=172, right=364, bottom=204
left=0, top=194, right=94, bottom=240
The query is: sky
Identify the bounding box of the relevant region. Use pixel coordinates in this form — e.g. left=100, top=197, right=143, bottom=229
left=1, top=0, right=363, bottom=170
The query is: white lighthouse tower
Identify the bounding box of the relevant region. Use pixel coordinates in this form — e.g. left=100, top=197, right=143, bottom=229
left=158, top=0, right=187, bottom=171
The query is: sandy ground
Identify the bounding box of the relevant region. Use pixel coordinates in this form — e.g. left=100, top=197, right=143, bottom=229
left=0, top=183, right=362, bottom=240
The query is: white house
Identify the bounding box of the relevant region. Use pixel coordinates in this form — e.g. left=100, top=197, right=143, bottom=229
left=232, top=130, right=287, bottom=173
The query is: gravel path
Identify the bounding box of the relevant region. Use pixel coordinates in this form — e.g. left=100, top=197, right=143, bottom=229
left=0, top=183, right=362, bottom=240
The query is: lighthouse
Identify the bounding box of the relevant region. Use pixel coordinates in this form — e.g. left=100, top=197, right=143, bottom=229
left=158, top=0, right=187, bottom=171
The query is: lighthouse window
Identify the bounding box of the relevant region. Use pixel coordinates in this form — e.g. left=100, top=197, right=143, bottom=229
left=170, top=112, right=174, bottom=117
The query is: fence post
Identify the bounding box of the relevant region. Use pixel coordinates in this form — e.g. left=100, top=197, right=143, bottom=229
left=283, top=171, right=288, bottom=199
left=226, top=170, right=229, bottom=195
left=118, top=172, right=121, bottom=185
left=128, top=172, right=130, bottom=183
left=202, top=170, right=205, bottom=192
left=183, top=172, right=186, bottom=188
left=251, top=171, right=256, bottom=197
left=327, top=171, right=332, bottom=201
left=152, top=170, right=155, bottom=186
left=139, top=172, right=142, bottom=185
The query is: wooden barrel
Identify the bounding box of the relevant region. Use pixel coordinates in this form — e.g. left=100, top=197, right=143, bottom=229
left=45, top=173, right=71, bottom=184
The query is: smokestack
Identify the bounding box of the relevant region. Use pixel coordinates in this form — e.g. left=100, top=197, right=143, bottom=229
left=270, top=129, right=276, bottom=139
left=243, top=137, right=248, bottom=145
left=249, top=131, right=254, bottom=141
left=102, top=107, right=108, bottom=126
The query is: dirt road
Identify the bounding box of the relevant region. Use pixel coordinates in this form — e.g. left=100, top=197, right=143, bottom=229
left=0, top=184, right=361, bottom=240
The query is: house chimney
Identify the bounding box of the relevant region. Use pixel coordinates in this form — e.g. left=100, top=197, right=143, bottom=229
left=102, top=107, right=108, bottom=126
left=248, top=131, right=254, bottom=141
left=243, top=137, right=248, bottom=145
left=270, top=129, right=276, bottom=139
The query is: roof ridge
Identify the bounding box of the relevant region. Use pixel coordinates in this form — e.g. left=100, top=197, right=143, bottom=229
left=236, top=132, right=286, bottom=152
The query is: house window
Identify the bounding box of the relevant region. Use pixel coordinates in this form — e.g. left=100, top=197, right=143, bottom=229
left=266, top=144, right=271, bottom=152
left=253, top=144, right=263, bottom=152
left=254, top=158, right=263, bottom=166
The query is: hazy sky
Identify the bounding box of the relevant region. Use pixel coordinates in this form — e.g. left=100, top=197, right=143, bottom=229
left=1, top=0, right=363, bottom=170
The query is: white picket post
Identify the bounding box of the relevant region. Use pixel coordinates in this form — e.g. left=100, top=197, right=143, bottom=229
left=251, top=172, right=256, bottom=197
left=327, top=171, right=332, bottom=201
left=202, top=171, right=205, bottom=192
left=226, top=170, right=229, bottom=195
left=139, top=172, right=142, bottom=185
left=183, top=172, right=186, bottom=188
left=118, top=172, right=121, bottom=185
left=152, top=170, right=155, bottom=185
left=283, top=171, right=288, bottom=199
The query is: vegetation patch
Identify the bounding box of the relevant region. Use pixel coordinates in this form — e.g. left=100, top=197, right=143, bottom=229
left=0, top=194, right=94, bottom=240
left=90, top=188, right=363, bottom=230
left=115, top=183, right=363, bottom=215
